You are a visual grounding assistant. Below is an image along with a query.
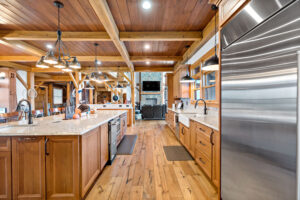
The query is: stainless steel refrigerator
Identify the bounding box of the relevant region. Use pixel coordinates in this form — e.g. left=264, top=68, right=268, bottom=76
left=221, top=0, right=300, bottom=199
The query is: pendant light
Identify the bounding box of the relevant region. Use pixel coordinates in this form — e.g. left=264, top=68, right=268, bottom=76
left=36, top=56, right=49, bottom=68
left=83, top=74, right=94, bottom=90
left=202, top=4, right=219, bottom=71
left=62, top=61, right=72, bottom=72
left=37, top=1, right=80, bottom=70
left=180, top=67, right=195, bottom=83
left=115, top=66, right=123, bottom=88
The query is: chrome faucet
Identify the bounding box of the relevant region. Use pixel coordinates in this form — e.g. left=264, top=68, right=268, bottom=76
left=16, top=99, right=33, bottom=124
left=194, top=99, right=207, bottom=115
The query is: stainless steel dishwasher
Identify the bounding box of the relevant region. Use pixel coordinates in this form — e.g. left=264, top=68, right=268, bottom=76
left=108, top=117, right=120, bottom=164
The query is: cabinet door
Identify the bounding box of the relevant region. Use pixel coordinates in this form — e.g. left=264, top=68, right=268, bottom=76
left=100, top=123, right=109, bottom=171
left=12, top=137, right=45, bottom=200
left=81, top=128, right=101, bottom=198
left=219, top=0, right=250, bottom=27
left=0, top=137, right=11, bottom=200
left=179, top=123, right=185, bottom=145
left=189, top=121, right=196, bottom=157
left=212, top=130, right=220, bottom=188
left=46, top=136, right=79, bottom=200
left=184, top=126, right=190, bottom=150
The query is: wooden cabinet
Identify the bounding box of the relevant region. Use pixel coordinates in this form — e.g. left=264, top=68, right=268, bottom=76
left=100, top=123, right=109, bottom=171
left=179, top=123, right=190, bottom=149
left=173, top=66, right=190, bottom=99
left=12, top=136, right=45, bottom=200
left=166, top=110, right=175, bottom=133
left=0, top=137, right=11, bottom=200
left=166, top=73, right=174, bottom=108
left=212, top=130, right=220, bottom=188
left=219, top=0, right=250, bottom=27
left=81, top=128, right=101, bottom=198
left=46, top=136, right=79, bottom=200
left=189, top=121, right=196, bottom=157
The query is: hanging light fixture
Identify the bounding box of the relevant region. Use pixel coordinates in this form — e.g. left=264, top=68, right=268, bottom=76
left=36, top=56, right=49, bottom=68
left=83, top=74, right=94, bottom=90
left=115, top=66, right=124, bottom=88
left=36, top=1, right=80, bottom=70
left=62, top=61, right=72, bottom=72
left=180, top=70, right=195, bottom=83
left=202, top=4, right=219, bottom=71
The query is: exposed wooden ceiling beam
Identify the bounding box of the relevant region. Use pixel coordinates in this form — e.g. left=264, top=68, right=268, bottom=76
left=31, top=68, right=64, bottom=73
left=174, top=13, right=219, bottom=71
left=134, top=66, right=174, bottom=72
left=35, top=76, right=72, bottom=82
left=68, top=73, right=78, bottom=89
left=0, top=30, right=202, bottom=41
left=16, top=73, right=28, bottom=89
left=89, top=0, right=134, bottom=71
left=0, top=61, right=31, bottom=71
left=0, top=55, right=181, bottom=62
left=80, top=66, right=129, bottom=73
left=0, top=39, right=45, bottom=56
left=120, top=72, right=132, bottom=85
left=120, top=31, right=202, bottom=41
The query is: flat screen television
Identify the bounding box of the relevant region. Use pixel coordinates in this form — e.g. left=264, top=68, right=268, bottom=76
left=142, top=81, right=160, bottom=91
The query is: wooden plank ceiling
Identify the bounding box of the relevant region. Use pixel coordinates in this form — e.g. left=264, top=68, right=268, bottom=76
left=0, top=0, right=214, bottom=74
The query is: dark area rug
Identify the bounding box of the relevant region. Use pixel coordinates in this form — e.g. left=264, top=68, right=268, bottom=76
left=117, top=135, right=137, bottom=155
left=163, top=146, right=193, bottom=161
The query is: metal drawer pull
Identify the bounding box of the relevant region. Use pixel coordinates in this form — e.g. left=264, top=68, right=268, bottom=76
left=199, top=127, right=205, bottom=132
left=45, top=138, right=49, bottom=156
left=210, top=130, right=214, bottom=145
left=199, top=157, right=206, bottom=164
left=199, top=140, right=206, bottom=146
left=18, top=137, right=37, bottom=142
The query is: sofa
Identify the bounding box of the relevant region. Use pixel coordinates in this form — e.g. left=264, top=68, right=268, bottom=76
left=141, top=104, right=166, bottom=120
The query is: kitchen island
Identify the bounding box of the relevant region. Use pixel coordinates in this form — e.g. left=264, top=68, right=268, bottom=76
left=0, top=110, right=127, bottom=200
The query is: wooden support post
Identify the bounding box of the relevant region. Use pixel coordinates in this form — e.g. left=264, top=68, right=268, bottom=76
left=131, top=71, right=135, bottom=124
left=94, top=86, right=98, bottom=104
left=48, top=83, right=53, bottom=109
left=27, top=71, right=35, bottom=110
left=75, top=72, right=80, bottom=106
left=89, top=89, right=93, bottom=104
left=66, top=82, right=70, bottom=102
left=16, top=73, right=28, bottom=90
left=45, top=86, right=49, bottom=116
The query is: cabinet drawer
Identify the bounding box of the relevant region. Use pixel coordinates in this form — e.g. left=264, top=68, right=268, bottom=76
left=0, top=137, right=11, bottom=152
left=196, top=132, right=212, bottom=159
left=195, top=149, right=211, bottom=179
left=196, top=123, right=211, bottom=137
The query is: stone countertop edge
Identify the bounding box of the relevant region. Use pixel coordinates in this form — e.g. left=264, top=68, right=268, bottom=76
left=167, top=108, right=219, bottom=131
left=0, top=110, right=127, bottom=136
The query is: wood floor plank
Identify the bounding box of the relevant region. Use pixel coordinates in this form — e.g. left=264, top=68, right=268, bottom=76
left=86, top=120, right=218, bottom=200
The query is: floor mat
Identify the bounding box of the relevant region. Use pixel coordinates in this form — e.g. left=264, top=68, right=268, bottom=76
left=163, top=146, right=194, bottom=161
left=117, top=135, right=138, bottom=155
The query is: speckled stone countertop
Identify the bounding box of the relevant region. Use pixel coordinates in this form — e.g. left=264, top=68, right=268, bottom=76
left=0, top=110, right=127, bottom=136
left=168, top=108, right=219, bottom=131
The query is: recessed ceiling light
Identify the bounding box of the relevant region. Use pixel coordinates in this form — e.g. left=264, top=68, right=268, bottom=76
left=146, top=61, right=150, bottom=65
left=142, top=1, right=151, bottom=10
left=144, top=44, right=151, bottom=50
left=96, top=60, right=102, bottom=65
left=46, top=44, right=53, bottom=49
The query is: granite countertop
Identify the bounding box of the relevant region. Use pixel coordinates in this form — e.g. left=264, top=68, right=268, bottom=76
left=0, top=110, right=127, bottom=136
left=168, top=108, right=219, bottom=131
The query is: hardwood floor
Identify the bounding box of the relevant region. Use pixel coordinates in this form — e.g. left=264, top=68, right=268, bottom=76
left=86, top=120, right=218, bottom=200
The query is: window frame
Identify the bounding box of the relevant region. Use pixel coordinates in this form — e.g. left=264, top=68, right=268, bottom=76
left=53, top=87, right=63, bottom=105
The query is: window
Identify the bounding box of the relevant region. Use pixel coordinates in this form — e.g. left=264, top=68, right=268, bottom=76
left=53, top=88, right=63, bottom=104
left=190, top=46, right=219, bottom=103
